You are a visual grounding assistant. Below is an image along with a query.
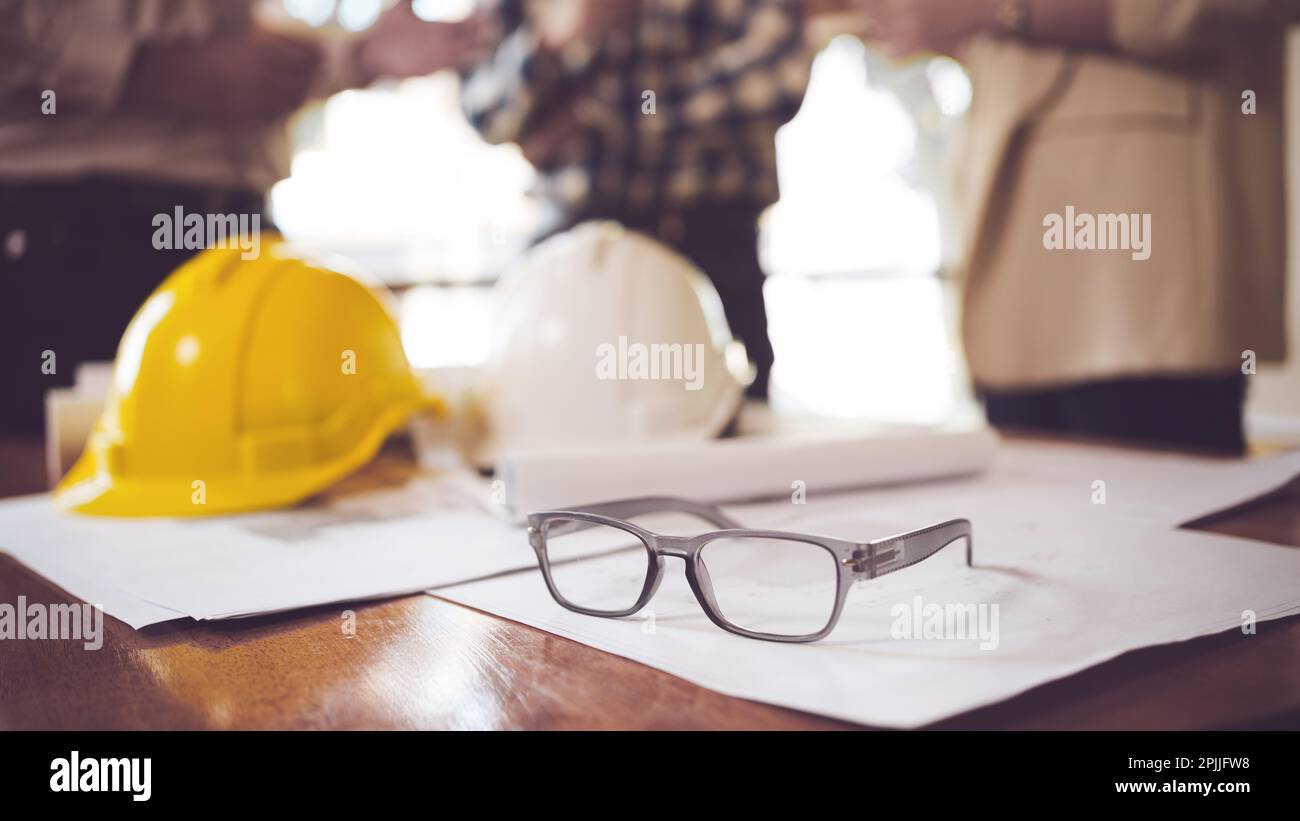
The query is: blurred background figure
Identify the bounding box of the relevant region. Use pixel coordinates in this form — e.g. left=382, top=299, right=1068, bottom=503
left=10, top=1, right=1297, bottom=449
left=0, top=0, right=479, bottom=434
left=455, top=0, right=811, bottom=399
left=853, top=0, right=1299, bottom=453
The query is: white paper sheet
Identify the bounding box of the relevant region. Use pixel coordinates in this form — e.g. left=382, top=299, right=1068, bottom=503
left=434, top=497, right=1300, bottom=728
left=967, top=439, right=1300, bottom=529
left=758, top=438, right=1300, bottom=535
left=3, top=546, right=187, bottom=629
left=0, top=469, right=526, bottom=627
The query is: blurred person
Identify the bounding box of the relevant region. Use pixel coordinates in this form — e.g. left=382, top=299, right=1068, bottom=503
left=457, top=0, right=811, bottom=400
left=850, top=0, right=1297, bottom=453
left=0, top=0, right=479, bottom=435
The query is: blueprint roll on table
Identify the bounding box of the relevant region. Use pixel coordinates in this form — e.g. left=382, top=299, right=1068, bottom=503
left=496, top=427, right=1000, bottom=517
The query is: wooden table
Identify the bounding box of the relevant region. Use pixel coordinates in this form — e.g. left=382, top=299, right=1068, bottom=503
left=2, top=433, right=1298, bottom=730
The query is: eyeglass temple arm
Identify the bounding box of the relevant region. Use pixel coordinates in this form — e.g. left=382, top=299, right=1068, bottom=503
left=858, top=519, right=972, bottom=579
left=547, top=496, right=743, bottom=529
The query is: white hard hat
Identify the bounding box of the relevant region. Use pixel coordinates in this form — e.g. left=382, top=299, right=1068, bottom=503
left=464, top=221, right=750, bottom=469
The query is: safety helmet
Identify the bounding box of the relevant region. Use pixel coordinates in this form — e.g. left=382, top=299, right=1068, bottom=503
left=464, top=221, right=749, bottom=469
left=55, top=240, right=443, bottom=517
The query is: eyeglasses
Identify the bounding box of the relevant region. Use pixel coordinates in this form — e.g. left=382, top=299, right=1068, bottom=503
left=526, top=497, right=972, bottom=643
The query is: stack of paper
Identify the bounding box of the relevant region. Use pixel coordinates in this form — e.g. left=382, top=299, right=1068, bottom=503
left=434, top=440, right=1300, bottom=727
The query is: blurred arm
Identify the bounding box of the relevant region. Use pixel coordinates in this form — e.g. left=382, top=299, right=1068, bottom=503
left=1108, top=0, right=1300, bottom=59
left=1008, top=0, right=1298, bottom=56
left=1023, top=0, right=1110, bottom=50
left=460, top=0, right=595, bottom=145
left=0, top=0, right=141, bottom=112
left=1, top=0, right=324, bottom=122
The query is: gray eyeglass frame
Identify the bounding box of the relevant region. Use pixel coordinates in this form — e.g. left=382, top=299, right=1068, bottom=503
left=526, top=496, right=973, bottom=643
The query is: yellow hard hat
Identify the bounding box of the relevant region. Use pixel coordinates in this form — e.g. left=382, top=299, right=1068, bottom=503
left=55, top=240, right=443, bottom=517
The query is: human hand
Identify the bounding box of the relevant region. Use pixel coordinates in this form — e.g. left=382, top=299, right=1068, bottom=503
left=357, top=1, right=490, bottom=81
left=124, top=25, right=322, bottom=121
left=854, top=0, right=999, bottom=59
left=533, top=0, right=640, bottom=51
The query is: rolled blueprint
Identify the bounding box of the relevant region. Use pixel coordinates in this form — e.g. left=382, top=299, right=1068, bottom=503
left=498, top=427, right=999, bottom=517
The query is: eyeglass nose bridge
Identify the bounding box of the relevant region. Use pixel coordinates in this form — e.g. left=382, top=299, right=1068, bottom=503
left=644, top=533, right=695, bottom=560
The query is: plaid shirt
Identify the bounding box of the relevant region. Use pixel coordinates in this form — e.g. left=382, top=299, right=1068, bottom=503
left=462, top=0, right=809, bottom=216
